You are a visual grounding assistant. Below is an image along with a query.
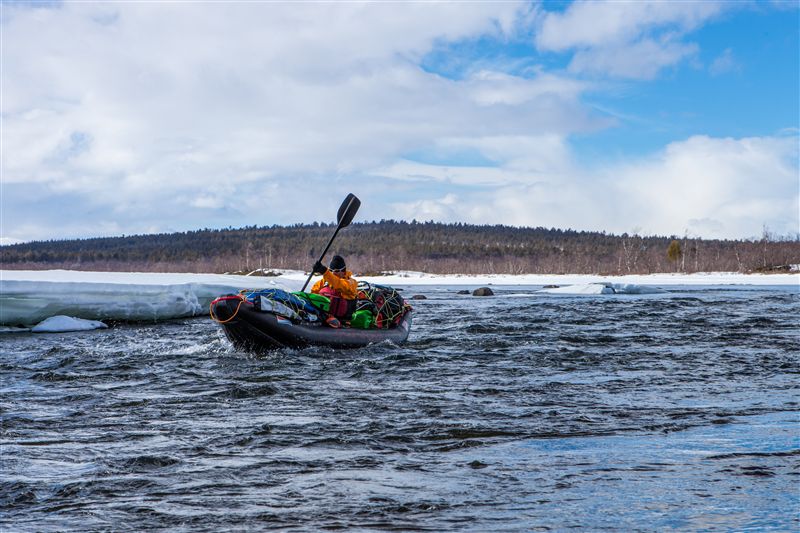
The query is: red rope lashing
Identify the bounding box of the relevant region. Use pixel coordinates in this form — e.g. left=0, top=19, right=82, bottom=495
left=210, top=295, right=246, bottom=324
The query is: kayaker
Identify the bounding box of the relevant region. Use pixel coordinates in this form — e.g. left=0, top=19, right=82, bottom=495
left=311, top=255, right=357, bottom=323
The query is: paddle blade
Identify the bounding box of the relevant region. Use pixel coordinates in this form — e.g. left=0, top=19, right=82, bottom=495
left=336, top=193, right=361, bottom=227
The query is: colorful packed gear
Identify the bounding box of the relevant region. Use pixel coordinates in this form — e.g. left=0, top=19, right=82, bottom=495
left=355, top=281, right=409, bottom=329
left=219, top=283, right=409, bottom=331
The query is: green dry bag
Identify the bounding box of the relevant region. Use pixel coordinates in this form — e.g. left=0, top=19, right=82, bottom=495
left=293, top=292, right=330, bottom=313
left=350, top=309, right=374, bottom=329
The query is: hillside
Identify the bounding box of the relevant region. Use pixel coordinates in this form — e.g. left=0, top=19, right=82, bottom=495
left=2, top=221, right=798, bottom=275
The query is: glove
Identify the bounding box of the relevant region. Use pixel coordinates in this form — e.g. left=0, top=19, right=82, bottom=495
left=313, top=260, right=327, bottom=275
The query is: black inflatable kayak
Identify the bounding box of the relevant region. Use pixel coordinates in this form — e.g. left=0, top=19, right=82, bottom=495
left=211, top=295, right=412, bottom=353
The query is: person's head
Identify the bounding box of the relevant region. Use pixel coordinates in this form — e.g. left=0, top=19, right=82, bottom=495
left=329, top=255, right=346, bottom=276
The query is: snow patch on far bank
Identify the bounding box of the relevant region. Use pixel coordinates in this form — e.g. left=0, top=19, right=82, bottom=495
left=352, top=271, right=800, bottom=287
left=31, top=315, right=108, bottom=333
left=539, top=283, right=665, bottom=295
left=1, top=269, right=796, bottom=327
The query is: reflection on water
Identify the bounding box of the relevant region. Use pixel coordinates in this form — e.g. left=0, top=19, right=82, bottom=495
left=2, top=285, right=798, bottom=531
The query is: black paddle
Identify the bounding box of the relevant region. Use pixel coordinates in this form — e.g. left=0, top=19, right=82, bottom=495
left=300, top=193, right=361, bottom=292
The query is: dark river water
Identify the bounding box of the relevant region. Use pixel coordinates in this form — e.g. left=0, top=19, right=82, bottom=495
left=2, top=284, right=798, bottom=531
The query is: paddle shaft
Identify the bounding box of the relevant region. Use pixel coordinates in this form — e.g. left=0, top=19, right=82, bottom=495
left=300, top=193, right=360, bottom=293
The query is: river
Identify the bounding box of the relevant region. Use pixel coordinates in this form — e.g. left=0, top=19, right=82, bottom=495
left=2, top=284, right=798, bottom=531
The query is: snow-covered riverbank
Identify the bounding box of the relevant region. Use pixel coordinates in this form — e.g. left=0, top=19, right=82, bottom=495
left=1, top=269, right=797, bottom=329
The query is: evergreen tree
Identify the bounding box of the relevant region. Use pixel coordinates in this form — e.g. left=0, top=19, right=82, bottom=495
left=667, top=240, right=683, bottom=271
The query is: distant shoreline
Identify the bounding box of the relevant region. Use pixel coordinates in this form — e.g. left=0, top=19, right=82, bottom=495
left=2, top=268, right=796, bottom=327
left=4, top=221, right=798, bottom=277
left=2, top=269, right=798, bottom=287
left=346, top=271, right=799, bottom=287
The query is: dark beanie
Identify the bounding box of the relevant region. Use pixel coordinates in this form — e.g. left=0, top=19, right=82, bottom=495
left=329, top=255, right=346, bottom=271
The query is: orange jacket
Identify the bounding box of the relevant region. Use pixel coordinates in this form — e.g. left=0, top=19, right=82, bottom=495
left=311, top=270, right=358, bottom=300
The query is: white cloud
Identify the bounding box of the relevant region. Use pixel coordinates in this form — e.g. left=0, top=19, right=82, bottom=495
left=569, top=37, right=698, bottom=80
left=536, top=1, right=723, bottom=51
left=387, top=134, right=800, bottom=240
left=375, top=134, right=576, bottom=186
left=612, top=135, right=799, bottom=238
left=391, top=193, right=461, bottom=222
left=189, top=195, right=225, bottom=210
left=709, top=48, right=741, bottom=76
left=3, top=1, right=627, bottom=243
left=467, top=70, right=588, bottom=106
left=535, top=0, right=726, bottom=79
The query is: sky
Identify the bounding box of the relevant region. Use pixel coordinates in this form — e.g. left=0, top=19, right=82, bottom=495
left=1, top=0, right=798, bottom=244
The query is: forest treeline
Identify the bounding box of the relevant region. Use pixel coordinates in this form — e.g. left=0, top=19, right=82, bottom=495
left=2, top=221, right=799, bottom=275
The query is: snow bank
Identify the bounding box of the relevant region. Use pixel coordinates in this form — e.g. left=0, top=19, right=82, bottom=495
left=612, top=283, right=666, bottom=294
left=539, top=283, right=665, bottom=295
left=1, top=269, right=796, bottom=327
left=354, top=271, right=800, bottom=287
left=31, top=315, right=108, bottom=333
left=541, top=283, right=615, bottom=295
left=0, top=270, right=300, bottom=326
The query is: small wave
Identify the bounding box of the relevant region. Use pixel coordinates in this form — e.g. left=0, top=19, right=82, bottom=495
left=707, top=449, right=800, bottom=460
left=558, top=334, right=618, bottom=345
left=421, top=426, right=521, bottom=441
left=215, top=383, right=280, bottom=399
left=0, top=481, right=37, bottom=508
left=29, top=371, right=79, bottom=382
left=118, top=455, right=181, bottom=471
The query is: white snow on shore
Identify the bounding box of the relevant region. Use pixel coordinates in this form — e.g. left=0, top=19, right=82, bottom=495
left=538, top=282, right=664, bottom=295
left=1, top=269, right=797, bottom=327
left=31, top=315, right=109, bottom=333
left=1, top=270, right=298, bottom=327
left=354, top=270, right=800, bottom=287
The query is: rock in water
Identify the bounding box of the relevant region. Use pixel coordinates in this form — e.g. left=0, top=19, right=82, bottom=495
left=411, top=295, right=427, bottom=300
left=472, top=287, right=494, bottom=296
